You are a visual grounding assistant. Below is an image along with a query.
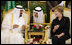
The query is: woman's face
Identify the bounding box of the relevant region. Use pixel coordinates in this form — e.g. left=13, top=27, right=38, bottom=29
left=54, top=9, right=61, bottom=17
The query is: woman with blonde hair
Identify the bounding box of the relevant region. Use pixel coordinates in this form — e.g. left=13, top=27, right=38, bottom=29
left=50, top=6, right=70, bottom=44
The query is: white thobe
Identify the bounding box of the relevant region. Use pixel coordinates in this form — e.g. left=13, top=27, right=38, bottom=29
left=12, top=15, right=25, bottom=32
left=1, top=13, right=25, bottom=44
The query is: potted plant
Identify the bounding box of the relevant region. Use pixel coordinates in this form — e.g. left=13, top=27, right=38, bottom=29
left=32, top=24, right=44, bottom=32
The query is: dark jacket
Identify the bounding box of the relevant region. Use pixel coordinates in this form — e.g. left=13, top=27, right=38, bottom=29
left=50, top=16, right=70, bottom=40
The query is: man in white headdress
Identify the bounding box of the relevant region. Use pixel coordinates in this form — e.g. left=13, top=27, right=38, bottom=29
left=33, top=7, right=44, bottom=23
left=1, top=5, right=27, bottom=44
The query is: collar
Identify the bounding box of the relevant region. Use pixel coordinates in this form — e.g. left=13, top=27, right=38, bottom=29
left=56, top=16, right=64, bottom=21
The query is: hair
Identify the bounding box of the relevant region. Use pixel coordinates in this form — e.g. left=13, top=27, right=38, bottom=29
left=52, top=6, right=64, bottom=15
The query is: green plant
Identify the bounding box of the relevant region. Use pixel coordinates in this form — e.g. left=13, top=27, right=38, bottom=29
left=32, top=25, right=44, bottom=32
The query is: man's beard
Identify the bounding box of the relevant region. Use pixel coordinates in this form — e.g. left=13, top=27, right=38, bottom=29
left=35, top=15, right=38, bottom=18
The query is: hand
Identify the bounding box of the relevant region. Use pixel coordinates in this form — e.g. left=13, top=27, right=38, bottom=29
left=45, top=25, right=50, bottom=29
left=55, top=33, right=64, bottom=38
left=55, top=35, right=62, bottom=38
left=53, top=25, right=59, bottom=32
left=22, top=25, right=26, bottom=30
left=45, top=27, right=48, bottom=29
left=13, top=24, right=19, bottom=29
left=54, top=25, right=59, bottom=30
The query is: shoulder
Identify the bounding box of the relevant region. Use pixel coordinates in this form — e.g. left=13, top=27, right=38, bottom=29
left=5, top=9, right=14, bottom=14
left=4, top=12, right=13, bottom=19
left=23, top=13, right=28, bottom=18
left=63, top=16, right=70, bottom=21
left=23, top=13, right=28, bottom=16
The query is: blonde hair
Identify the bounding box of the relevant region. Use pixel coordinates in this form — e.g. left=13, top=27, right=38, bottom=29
left=52, top=6, right=64, bottom=14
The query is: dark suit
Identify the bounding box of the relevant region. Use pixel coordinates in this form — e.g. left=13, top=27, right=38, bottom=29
left=50, top=16, right=70, bottom=44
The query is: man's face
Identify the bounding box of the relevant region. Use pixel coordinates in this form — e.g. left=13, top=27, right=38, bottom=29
left=20, top=10, right=23, bottom=14
left=34, top=12, right=38, bottom=18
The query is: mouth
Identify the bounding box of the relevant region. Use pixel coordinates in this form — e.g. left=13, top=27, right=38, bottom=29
left=56, top=14, right=57, bottom=15
left=20, top=13, right=22, bottom=14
